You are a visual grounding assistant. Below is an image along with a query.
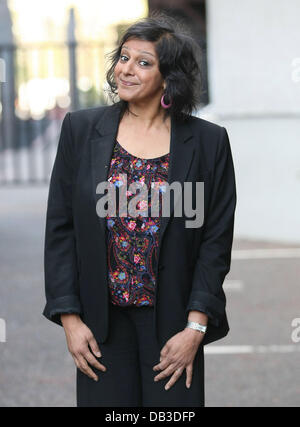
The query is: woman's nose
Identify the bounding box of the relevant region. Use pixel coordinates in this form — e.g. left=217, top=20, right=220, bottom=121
left=122, top=60, right=134, bottom=75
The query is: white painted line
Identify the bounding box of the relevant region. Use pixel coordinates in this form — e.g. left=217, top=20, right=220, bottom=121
left=204, top=345, right=300, bottom=355
left=0, top=318, right=6, bottom=342
left=205, top=345, right=253, bottom=354
left=223, top=280, right=244, bottom=291
left=232, top=248, right=300, bottom=260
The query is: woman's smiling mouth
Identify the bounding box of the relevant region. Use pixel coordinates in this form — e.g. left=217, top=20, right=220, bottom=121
left=119, top=78, right=137, bottom=87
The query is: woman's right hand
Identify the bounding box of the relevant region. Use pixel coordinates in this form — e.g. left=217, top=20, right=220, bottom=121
left=61, top=314, right=107, bottom=381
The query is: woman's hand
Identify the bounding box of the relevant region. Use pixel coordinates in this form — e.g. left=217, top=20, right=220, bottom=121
left=61, top=314, right=107, bottom=382
left=152, top=328, right=204, bottom=390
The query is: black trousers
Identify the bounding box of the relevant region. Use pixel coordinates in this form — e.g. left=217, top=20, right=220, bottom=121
left=76, top=302, right=205, bottom=407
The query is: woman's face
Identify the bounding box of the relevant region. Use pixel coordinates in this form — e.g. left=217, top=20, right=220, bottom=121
left=114, top=38, right=165, bottom=104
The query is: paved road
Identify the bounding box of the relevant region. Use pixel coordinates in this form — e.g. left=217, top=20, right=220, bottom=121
left=0, top=186, right=299, bottom=407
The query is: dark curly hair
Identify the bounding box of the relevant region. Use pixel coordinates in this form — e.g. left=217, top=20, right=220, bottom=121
left=105, top=12, right=203, bottom=121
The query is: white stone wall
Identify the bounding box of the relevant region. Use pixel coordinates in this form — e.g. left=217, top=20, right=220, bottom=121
left=200, top=0, right=300, bottom=243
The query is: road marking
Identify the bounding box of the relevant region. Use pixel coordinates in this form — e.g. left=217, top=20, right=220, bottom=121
left=0, top=318, right=6, bottom=342
left=204, top=345, right=300, bottom=354
left=223, top=280, right=244, bottom=291
left=232, top=248, right=300, bottom=259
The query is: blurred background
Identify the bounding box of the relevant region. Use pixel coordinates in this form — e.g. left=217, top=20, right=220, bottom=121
left=0, top=0, right=299, bottom=407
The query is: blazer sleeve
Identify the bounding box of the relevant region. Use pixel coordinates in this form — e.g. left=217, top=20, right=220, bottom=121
left=186, top=126, right=237, bottom=327
left=42, top=112, right=82, bottom=327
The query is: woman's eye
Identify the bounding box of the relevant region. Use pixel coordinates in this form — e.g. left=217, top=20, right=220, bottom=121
left=119, top=55, right=150, bottom=67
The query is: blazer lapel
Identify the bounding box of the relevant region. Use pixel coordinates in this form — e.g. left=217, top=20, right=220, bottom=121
left=158, top=114, right=195, bottom=250
left=91, top=103, right=122, bottom=236
left=90, top=102, right=195, bottom=252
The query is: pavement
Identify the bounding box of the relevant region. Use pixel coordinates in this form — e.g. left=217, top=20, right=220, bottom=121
left=0, top=185, right=299, bottom=407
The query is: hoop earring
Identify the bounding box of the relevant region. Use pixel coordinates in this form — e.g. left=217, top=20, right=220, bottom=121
left=161, top=93, right=172, bottom=109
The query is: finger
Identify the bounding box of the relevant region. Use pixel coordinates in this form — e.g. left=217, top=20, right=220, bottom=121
left=72, top=355, right=80, bottom=370
left=77, top=355, right=99, bottom=381
left=185, top=364, right=193, bottom=389
left=153, top=353, right=167, bottom=370
left=154, top=362, right=178, bottom=381
left=165, top=367, right=185, bottom=390
left=84, top=351, right=106, bottom=372
left=160, top=346, right=169, bottom=358
left=153, top=357, right=171, bottom=372
left=88, top=336, right=102, bottom=358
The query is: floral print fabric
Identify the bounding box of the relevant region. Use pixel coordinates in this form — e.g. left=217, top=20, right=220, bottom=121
left=106, top=140, right=170, bottom=307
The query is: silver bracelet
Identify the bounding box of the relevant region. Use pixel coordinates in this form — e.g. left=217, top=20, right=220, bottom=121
left=186, top=321, right=207, bottom=334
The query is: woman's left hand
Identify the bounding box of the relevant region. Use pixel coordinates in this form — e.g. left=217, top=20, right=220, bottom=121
left=153, top=328, right=204, bottom=390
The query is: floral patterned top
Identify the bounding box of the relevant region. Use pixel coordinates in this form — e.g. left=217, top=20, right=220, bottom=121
left=106, top=140, right=170, bottom=307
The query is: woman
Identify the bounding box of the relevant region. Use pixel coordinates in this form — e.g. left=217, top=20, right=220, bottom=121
left=43, top=14, right=237, bottom=407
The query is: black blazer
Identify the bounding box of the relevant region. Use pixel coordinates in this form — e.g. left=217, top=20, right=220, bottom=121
left=43, top=102, right=237, bottom=347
